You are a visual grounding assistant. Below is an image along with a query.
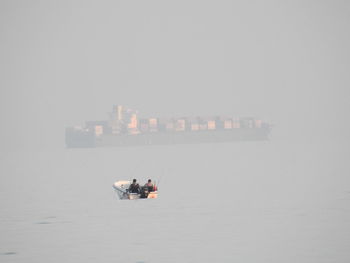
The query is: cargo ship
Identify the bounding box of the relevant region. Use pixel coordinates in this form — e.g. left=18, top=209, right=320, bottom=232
left=65, top=105, right=271, bottom=148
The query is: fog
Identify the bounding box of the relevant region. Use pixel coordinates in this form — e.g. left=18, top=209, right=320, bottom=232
left=1, top=1, right=349, bottom=262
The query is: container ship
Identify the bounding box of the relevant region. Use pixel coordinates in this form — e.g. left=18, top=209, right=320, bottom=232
left=65, top=105, right=271, bottom=148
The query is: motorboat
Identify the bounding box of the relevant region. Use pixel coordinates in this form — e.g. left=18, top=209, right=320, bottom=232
left=113, top=180, right=158, bottom=200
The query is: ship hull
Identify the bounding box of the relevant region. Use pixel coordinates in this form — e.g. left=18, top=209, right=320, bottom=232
left=66, top=127, right=270, bottom=148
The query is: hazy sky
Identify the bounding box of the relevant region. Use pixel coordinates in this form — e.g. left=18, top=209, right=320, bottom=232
left=1, top=0, right=349, bottom=150
left=1, top=3, right=349, bottom=262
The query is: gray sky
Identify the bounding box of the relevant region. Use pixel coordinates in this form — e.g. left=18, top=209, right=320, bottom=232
left=1, top=0, right=349, bottom=150
left=1, top=2, right=350, bottom=262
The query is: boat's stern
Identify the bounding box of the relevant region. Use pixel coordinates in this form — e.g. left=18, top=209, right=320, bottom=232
left=147, top=191, right=158, bottom=199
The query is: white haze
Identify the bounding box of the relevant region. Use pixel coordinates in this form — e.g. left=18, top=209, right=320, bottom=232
left=0, top=1, right=349, bottom=262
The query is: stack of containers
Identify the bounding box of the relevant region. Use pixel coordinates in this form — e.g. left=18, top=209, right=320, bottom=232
left=157, top=118, right=167, bottom=132
left=127, top=113, right=139, bottom=134
left=215, top=116, right=225, bottom=130
left=139, top=119, right=149, bottom=133
left=224, top=119, right=233, bottom=129
left=189, top=117, right=200, bottom=131
left=232, top=118, right=240, bottom=128
left=255, top=119, right=262, bottom=128
left=248, top=119, right=254, bottom=128
left=207, top=119, right=216, bottom=130
left=165, top=119, right=175, bottom=131
left=176, top=119, right=186, bottom=131
left=199, top=117, right=208, bottom=131
left=149, top=118, right=158, bottom=132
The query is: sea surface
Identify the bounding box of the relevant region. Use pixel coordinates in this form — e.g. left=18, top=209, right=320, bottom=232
left=1, top=138, right=349, bottom=263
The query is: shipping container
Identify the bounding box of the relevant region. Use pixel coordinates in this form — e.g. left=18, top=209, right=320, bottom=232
left=224, top=119, right=233, bottom=129
left=166, top=122, right=174, bottom=131
left=232, top=118, right=240, bottom=129
left=214, top=116, right=224, bottom=130
left=176, top=119, right=186, bottom=131
left=207, top=120, right=216, bottom=130
left=199, top=123, right=207, bottom=130
left=139, top=119, right=149, bottom=132
left=191, top=123, right=199, bottom=131
left=94, top=125, right=103, bottom=136
left=149, top=118, right=158, bottom=132
left=255, top=119, right=262, bottom=128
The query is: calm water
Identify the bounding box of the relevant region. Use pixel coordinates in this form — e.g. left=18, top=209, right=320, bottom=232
left=1, top=139, right=349, bottom=263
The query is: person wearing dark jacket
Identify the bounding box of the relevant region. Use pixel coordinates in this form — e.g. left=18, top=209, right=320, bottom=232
left=144, top=179, right=155, bottom=192
left=128, top=179, right=140, bottom=194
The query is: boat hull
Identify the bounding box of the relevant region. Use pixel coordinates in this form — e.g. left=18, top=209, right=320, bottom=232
left=113, top=181, right=158, bottom=200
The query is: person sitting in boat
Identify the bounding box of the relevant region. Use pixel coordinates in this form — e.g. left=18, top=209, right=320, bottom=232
left=144, top=179, right=155, bottom=192
left=128, top=179, right=140, bottom=194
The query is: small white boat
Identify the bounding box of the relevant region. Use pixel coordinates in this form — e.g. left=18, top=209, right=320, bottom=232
left=113, top=180, right=158, bottom=200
